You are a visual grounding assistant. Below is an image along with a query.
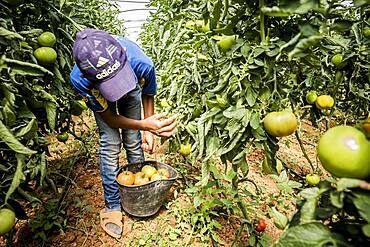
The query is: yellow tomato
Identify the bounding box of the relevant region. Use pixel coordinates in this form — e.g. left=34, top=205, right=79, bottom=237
left=315, top=95, right=335, bottom=110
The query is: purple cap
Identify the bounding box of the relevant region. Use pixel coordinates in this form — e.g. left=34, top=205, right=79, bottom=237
left=73, top=29, right=136, bottom=102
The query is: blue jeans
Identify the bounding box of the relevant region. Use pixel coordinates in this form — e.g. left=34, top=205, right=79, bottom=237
left=94, top=84, right=145, bottom=210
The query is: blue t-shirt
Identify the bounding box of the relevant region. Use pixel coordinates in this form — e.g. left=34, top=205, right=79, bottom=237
left=70, top=36, right=157, bottom=112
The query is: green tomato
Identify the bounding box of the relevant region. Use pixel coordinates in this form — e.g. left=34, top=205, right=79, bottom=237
left=318, top=126, right=370, bottom=179
left=331, top=54, right=344, bottom=68
left=0, top=208, right=16, bottom=235
left=217, top=35, right=236, bottom=51
left=263, top=111, right=298, bottom=137
left=57, top=132, right=69, bottom=142
left=305, top=174, right=320, bottom=186
left=364, top=27, right=370, bottom=38
left=305, top=91, right=318, bottom=104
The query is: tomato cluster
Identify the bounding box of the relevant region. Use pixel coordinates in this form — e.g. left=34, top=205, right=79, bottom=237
left=116, top=165, right=171, bottom=186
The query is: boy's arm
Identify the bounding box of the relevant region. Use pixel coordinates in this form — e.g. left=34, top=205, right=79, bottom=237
left=98, top=108, right=176, bottom=137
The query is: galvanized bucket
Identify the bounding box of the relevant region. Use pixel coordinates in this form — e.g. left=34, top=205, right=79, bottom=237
left=117, top=160, right=178, bottom=217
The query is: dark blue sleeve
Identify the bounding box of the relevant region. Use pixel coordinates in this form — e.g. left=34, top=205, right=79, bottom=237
left=140, top=65, right=157, bottom=95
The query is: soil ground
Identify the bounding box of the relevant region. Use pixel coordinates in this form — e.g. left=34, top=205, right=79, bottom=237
left=0, top=113, right=326, bottom=247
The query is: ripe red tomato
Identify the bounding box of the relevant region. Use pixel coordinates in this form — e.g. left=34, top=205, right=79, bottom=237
left=317, top=126, right=370, bottom=179
left=256, top=219, right=267, bottom=232
left=263, top=111, right=298, bottom=137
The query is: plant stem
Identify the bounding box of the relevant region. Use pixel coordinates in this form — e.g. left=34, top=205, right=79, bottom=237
left=295, top=131, right=315, bottom=172
left=231, top=163, right=249, bottom=220
left=221, top=0, right=229, bottom=21
left=259, top=0, right=266, bottom=43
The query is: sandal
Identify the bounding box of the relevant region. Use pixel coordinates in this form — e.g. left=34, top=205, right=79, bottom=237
left=100, top=209, right=123, bottom=239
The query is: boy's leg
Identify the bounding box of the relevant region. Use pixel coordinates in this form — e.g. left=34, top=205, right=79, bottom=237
left=118, top=84, right=145, bottom=164
left=94, top=112, right=122, bottom=210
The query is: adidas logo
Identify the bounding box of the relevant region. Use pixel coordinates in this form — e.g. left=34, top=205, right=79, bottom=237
left=96, top=60, right=120, bottom=79
left=96, top=57, right=109, bottom=67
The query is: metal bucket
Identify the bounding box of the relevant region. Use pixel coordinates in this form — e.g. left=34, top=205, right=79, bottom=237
left=117, top=160, right=178, bottom=217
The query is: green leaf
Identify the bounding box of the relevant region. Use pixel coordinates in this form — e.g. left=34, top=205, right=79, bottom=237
left=3, top=102, right=16, bottom=126
left=0, top=120, right=36, bottom=155
left=224, top=168, right=237, bottom=182
left=261, top=6, right=293, bottom=17
left=204, top=136, right=219, bottom=161
left=45, top=102, right=57, bottom=131
left=299, top=187, right=320, bottom=199
left=362, top=224, right=370, bottom=237
left=273, top=223, right=339, bottom=247
left=279, top=0, right=318, bottom=14
left=270, top=207, right=288, bottom=229
left=354, top=0, right=370, bottom=7
left=40, top=152, right=47, bottom=186
left=10, top=64, right=45, bottom=77
left=200, top=160, right=210, bottom=187
left=223, top=106, right=247, bottom=120
left=5, top=154, right=26, bottom=203
left=2, top=56, right=53, bottom=75
left=0, top=27, right=24, bottom=40
left=300, top=197, right=318, bottom=224
left=337, top=178, right=363, bottom=192
left=288, top=35, right=323, bottom=60
left=329, top=191, right=344, bottom=209
left=352, top=191, right=370, bottom=222
left=15, top=118, right=37, bottom=139
left=250, top=111, right=261, bottom=130
left=246, top=87, right=257, bottom=107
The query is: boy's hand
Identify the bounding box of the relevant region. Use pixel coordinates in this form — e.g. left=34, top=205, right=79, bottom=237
left=142, top=131, right=156, bottom=154
left=143, top=113, right=177, bottom=137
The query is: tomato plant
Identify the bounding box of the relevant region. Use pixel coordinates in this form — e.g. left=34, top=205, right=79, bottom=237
left=141, top=0, right=370, bottom=244
left=0, top=0, right=125, bottom=241
left=274, top=178, right=370, bottom=246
